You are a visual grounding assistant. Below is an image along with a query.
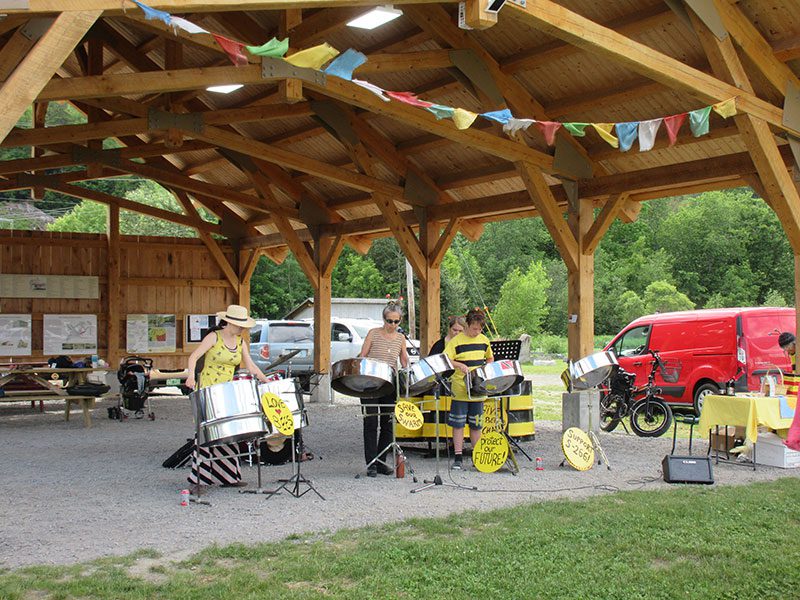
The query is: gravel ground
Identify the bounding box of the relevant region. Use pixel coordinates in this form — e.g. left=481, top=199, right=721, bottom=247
left=0, top=384, right=797, bottom=570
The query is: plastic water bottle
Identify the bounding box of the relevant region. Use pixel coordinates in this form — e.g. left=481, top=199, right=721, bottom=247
left=180, top=489, right=189, bottom=506
left=535, top=457, right=544, bottom=471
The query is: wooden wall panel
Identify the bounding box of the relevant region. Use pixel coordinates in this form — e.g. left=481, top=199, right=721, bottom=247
left=0, top=231, right=236, bottom=369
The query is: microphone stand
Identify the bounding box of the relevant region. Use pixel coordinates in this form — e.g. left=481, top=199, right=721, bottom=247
left=396, top=329, right=476, bottom=493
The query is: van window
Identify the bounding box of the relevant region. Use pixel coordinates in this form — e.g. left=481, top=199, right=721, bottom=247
left=269, top=324, right=313, bottom=343
left=612, top=326, right=650, bottom=357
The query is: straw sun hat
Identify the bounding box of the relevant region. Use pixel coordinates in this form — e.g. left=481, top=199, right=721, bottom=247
left=216, top=304, right=255, bottom=328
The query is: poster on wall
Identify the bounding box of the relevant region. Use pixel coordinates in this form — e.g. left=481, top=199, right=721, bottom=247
left=0, top=274, right=99, bottom=299
left=0, top=314, right=32, bottom=356
left=43, top=314, right=97, bottom=356
left=185, top=314, right=218, bottom=344
left=126, top=314, right=177, bottom=353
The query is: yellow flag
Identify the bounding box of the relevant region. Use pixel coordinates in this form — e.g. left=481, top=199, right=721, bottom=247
left=284, top=43, right=339, bottom=69
left=453, top=108, right=478, bottom=130
left=712, top=98, right=737, bottom=118
left=592, top=123, right=619, bottom=148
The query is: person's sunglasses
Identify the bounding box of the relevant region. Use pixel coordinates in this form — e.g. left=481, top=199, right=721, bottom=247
left=385, top=319, right=401, bottom=324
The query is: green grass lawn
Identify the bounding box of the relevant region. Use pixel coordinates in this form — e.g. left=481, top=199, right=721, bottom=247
left=3, top=478, right=799, bottom=599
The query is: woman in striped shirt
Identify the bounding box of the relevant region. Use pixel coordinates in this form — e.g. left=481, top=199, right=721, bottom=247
left=358, top=303, right=409, bottom=477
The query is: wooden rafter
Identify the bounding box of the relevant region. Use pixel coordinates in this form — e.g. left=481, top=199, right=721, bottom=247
left=583, top=193, right=629, bottom=255
left=373, top=192, right=426, bottom=279
left=198, top=229, right=240, bottom=290
left=0, top=11, right=101, bottom=142
left=506, top=0, right=800, bottom=138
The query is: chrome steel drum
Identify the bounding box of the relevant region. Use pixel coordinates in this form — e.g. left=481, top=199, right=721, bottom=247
left=190, top=379, right=268, bottom=447
left=258, top=378, right=307, bottom=437
left=400, top=353, right=455, bottom=396
left=470, top=359, right=524, bottom=396
left=331, top=357, right=395, bottom=399
left=569, top=351, right=619, bottom=390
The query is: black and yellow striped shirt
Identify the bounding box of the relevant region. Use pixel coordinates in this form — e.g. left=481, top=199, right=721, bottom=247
left=444, top=332, right=493, bottom=401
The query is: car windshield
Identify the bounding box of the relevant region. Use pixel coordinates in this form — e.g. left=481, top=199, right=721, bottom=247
left=270, top=324, right=313, bottom=343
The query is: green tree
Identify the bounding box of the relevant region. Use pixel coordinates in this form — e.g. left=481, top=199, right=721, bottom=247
left=617, top=290, right=646, bottom=324
left=762, top=289, right=788, bottom=307
left=643, top=280, right=695, bottom=314
left=492, top=261, right=550, bottom=337
left=440, top=250, right=470, bottom=328
left=332, top=251, right=385, bottom=297
left=249, top=254, right=313, bottom=319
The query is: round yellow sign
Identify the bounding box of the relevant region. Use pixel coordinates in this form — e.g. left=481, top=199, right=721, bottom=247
left=260, top=392, right=295, bottom=436
left=394, top=401, right=423, bottom=430
left=561, top=427, right=595, bottom=471
left=472, top=431, right=509, bottom=473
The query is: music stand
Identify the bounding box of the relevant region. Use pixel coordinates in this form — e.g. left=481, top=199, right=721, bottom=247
left=271, top=433, right=325, bottom=500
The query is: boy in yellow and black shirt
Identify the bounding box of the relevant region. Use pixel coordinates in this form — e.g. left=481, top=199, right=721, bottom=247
left=444, top=308, right=493, bottom=470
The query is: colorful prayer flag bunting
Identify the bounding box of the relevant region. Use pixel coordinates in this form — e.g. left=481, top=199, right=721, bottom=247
left=592, top=123, right=619, bottom=148
left=453, top=108, right=478, bottom=130
left=284, top=43, right=339, bottom=69
left=615, top=122, right=639, bottom=152
left=663, top=113, right=687, bottom=146
left=246, top=37, right=289, bottom=58
left=638, top=118, right=663, bottom=152
left=324, top=48, right=367, bottom=80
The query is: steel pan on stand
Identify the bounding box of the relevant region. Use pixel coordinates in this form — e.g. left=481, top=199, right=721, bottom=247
left=568, top=351, right=618, bottom=390
left=470, top=359, right=524, bottom=396
left=399, top=353, right=455, bottom=397
left=331, top=357, right=396, bottom=399
left=190, top=379, right=269, bottom=447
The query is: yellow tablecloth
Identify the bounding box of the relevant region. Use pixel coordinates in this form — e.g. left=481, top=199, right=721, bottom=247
left=698, top=395, right=795, bottom=444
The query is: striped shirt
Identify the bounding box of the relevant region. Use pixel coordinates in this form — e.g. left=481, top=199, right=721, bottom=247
left=365, top=330, right=404, bottom=366
left=445, top=332, right=493, bottom=401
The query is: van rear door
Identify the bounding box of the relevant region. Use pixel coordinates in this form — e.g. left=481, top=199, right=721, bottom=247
left=741, top=312, right=793, bottom=390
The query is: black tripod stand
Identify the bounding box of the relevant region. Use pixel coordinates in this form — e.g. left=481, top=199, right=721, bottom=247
left=272, top=433, right=325, bottom=500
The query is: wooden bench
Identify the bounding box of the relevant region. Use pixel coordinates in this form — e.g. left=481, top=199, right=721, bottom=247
left=1, top=393, right=118, bottom=428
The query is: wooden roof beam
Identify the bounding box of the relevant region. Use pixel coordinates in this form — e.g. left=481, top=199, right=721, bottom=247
left=506, top=0, right=800, bottom=139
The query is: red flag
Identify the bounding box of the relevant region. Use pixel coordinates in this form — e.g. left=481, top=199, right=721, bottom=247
left=212, top=34, right=249, bottom=66
left=385, top=91, right=433, bottom=108
left=535, top=121, right=561, bottom=146
left=663, top=113, right=687, bottom=147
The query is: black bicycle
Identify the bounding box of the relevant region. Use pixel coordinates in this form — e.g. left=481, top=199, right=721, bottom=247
left=599, top=349, right=677, bottom=437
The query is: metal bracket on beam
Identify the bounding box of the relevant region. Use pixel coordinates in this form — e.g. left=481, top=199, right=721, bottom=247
left=262, top=57, right=326, bottom=86
left=147, top=108, right=203, bottom=134
left=449, top=49, right=504, bottom=107
left=19, top=17, right=53, bottom=41
left=784, top=81, right=800, bottom=132
left=684, top=0, right=728, bottom=41
left=71, top=146, right=120, bottom=168
left=17, top=173, right=58, bottom=188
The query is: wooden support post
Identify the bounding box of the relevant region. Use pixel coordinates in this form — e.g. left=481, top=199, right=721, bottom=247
left=107, top=204, right=120, bottom=366
left=567, top=198, right=595, bottom=361
left=311, top=235, right=343, bottom=403
left=419, top=218, right=442, bottom=354
left=279, top=9, right=304, bottom=103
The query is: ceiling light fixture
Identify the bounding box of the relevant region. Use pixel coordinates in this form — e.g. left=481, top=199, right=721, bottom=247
left=206, top=84, right=243, bottom=94
left=346, top=5, right=403, bottom=30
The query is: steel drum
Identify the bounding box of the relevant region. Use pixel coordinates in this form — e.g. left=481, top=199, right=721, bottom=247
left=568, top=351, right=619, bottom=390
left=470, top=359, right=524, bottom=396
left=257, top=378, right=308, bottom=437
left=331, top=357, right=395, bottom=399
left=400, top=353, right=455, bottom=396
left=190, top=379, right=268, bottom=447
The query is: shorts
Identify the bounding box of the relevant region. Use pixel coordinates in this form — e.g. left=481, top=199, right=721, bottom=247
left=447, top=400, right=483, bottom=429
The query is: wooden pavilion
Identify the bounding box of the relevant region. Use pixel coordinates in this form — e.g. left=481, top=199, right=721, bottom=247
left=1, top=0, right=799, bottom=399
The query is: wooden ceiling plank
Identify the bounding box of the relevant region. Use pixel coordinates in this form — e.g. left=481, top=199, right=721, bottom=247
left=404, top=4, right=598, bottom=175
left=502, top=5, right=674, bottom=74
left=516, top=160, right=578, bottom=272
left=0, top=11, right=101, bottom=143
left=356, top=50, right=453, bottom=75
left=287, top=7, right=366, bottom=46
left=711, top=0, right=800, bottom=95
left=506, top=0, right=799, bottom=138
left=773, top=35, right=800, bottom=62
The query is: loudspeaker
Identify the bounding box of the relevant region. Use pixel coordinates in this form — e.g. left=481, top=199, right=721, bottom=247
left=662, top=455, right=714, bottom=484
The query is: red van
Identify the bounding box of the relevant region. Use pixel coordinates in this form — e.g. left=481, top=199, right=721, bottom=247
left=604, top=307, right=795, bottom=413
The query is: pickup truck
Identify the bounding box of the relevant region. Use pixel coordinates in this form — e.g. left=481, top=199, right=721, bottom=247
left=250, top=317, right=420, bottom=389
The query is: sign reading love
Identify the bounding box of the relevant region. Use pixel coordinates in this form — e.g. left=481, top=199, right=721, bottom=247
left=260, top=392, right=295, bottom=435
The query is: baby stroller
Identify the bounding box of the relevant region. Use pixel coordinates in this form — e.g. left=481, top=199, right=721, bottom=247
left=110, top=356, right=154, bottom=421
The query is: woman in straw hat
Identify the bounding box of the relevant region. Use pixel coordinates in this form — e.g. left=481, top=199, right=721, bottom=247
left=186, top=304, right=269, bottom=491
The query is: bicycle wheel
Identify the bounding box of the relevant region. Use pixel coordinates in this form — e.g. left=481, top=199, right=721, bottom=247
left=599, top=393, right=624, bottom=432
left=629, top=397, right=673, bottom=437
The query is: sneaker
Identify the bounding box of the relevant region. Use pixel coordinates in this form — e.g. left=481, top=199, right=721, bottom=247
left=366, top=465, right=378, bottom=477
left=451, top=456, right=463, bottom=470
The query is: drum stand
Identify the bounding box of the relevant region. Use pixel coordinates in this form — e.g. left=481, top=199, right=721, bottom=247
left=240, top=438, right=281, bottom=498
left=411, top=378, right=477, bottom=493
left=272, top=433, right=325, bottom=500
left=355, top=402, right=418, bottom=483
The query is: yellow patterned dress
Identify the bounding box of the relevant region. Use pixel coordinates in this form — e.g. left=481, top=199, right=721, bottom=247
left=188, top=332, right=245, bottom=486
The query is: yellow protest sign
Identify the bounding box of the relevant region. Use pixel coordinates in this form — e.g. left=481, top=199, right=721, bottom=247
left=480, top=399, right=507, bottom=434
left=260, top=392, right=295, bottom=436
left=395, top=401, right=423, bottom=430
left=472, top=431, right=509, bottom=473
left=561, top=427, right=595, bottom=471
